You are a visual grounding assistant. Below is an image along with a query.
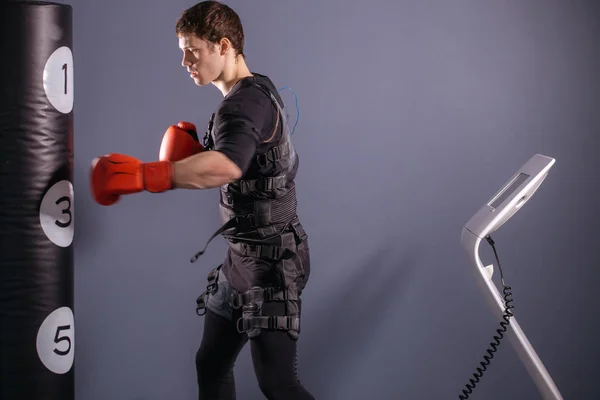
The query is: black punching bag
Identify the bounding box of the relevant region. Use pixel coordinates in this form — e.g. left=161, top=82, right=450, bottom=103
left=0, top=2, right=75, bottom=400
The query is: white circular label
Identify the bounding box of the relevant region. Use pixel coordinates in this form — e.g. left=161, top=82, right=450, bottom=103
left=39, top=180, right=74, bottom=247
left=36, top=306, right=75, bottom=374
left=43, top=46, right=74, bottom=114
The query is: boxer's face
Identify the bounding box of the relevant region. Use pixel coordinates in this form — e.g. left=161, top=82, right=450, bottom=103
left=179, top=34, right=226, bottom=86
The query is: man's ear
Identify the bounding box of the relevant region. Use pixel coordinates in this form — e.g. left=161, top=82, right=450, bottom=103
left=219, top=38, right=232, bottom=55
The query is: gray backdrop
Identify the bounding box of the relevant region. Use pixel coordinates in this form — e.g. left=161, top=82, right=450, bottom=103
left=67, top=0, right=599, bottom=399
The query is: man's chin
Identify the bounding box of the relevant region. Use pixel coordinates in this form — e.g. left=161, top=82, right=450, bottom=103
left=191, top=76, right=207, bottom=86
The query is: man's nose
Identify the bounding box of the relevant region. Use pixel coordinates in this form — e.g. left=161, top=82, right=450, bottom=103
left=182, top=53, right=193, bottom=67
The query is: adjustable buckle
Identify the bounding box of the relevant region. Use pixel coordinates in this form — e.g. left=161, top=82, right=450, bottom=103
left=206, top=282, right=218, bottom=294
left=231, top=292, right=242, bottom=309
left=263, top=287, right=287, bottom=301
left=240, top=180, right=252, bottom=194
left=219, top=189, right=234, bottom=206
left=235, top=214, right=255, bottom=228
left=271, top=316, right=291, bottom=331
left=256, top=153, right=268, bottom=167
left=263, top=287, right=276, bottom=301
left=255, top=245, right=277, bottom=259
left=272, top=146, right=281, bottom=159
left=283, top=317, right=292, bottom=330
left=236, top=317, right=246, bottom=334
left=256, top=146, right=282, bottom=167
left=265, top=147, right=281, bottom=165
left=196, top=293, right=207, bottom=316
left=291, top=220, right=308, bottom=243
left=262, top=179, right=274, bottom=191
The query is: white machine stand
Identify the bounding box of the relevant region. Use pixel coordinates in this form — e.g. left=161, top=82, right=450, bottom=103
left=460, top=153, right=563, bottom=400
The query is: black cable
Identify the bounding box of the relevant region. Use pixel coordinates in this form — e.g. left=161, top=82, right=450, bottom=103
left=458, top=235, right=515, bottom=399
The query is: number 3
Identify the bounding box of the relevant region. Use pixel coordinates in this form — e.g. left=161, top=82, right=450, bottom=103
left=55, top=196, right=72, bottom=228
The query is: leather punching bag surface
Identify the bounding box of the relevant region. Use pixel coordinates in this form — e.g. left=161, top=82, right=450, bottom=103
left=0, top=2, right=75, bottom=399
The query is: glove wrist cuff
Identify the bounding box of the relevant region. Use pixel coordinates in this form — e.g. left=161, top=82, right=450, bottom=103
left=142, top=161, right=173, bottom=192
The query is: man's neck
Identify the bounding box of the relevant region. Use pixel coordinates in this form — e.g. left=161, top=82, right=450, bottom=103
left=213, top=55, right=253, bottom=97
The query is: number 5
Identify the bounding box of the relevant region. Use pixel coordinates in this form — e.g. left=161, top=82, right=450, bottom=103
left=54, top=325, right=72, bottom=356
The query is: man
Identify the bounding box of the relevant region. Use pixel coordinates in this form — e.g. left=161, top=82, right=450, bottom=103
left=90, top=1, right=314, bottom=399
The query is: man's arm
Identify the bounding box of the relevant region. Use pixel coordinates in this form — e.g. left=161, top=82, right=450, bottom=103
left=171, top=150, right=241, bottom=189
left=170, top=91, right=272, bottom=189
left=88, top=93, right=272, bottom=204
left=88, top=144, right=242, bottom=206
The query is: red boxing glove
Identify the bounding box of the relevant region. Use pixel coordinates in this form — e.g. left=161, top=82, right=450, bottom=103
left=159, top=121, right=205, bottom=162
left=90, top=153, right=173, bottom=206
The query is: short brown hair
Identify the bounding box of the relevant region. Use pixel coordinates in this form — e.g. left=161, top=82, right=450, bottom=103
left=175, top=1, right=245, bottom=57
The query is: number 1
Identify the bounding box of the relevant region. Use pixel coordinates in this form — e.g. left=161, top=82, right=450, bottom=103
left=62, top=63, right=68, bottom=94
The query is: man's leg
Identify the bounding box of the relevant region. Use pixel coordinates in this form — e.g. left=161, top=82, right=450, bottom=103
left=226, top=221, right=313, bottom=399
left=249, top=228, right=313, bottom=399
left=196, top=308, right=247, bottom=400
left=250, top=329, right=314, bottom=400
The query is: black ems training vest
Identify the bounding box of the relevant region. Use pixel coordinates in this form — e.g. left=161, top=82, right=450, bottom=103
left=190, top=80, right=299, bottom=262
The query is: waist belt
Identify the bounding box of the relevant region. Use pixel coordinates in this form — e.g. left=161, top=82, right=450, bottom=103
left=189, top=207, right=306, bottom=264
left=218, top=185, right=298, bottom=237
left=225, top=217, right=307, bottom=260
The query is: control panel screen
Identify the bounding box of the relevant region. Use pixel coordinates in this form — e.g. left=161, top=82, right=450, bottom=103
left=488, top=173, right=530, bottom=210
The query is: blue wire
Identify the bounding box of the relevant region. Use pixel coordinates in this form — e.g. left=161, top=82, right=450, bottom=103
left=277, top=86, right=300, bottom=135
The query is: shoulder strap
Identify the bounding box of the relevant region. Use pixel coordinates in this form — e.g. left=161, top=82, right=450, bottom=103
left=237, top=78, right=285, bottom=114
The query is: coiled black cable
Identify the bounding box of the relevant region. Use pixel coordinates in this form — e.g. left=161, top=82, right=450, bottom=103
left=458, top=235, right=515, bottom=399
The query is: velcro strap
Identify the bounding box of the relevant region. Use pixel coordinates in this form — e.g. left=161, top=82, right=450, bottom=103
left=239, top=316, right=300, bottom=332
left=239, top=175, right=287, bottom=194
left=219, top=192, right=293, bottom=231
left=256, top=141, right=291, bottom=167
left=232, top=287, right=298, bottom=309
left=227, top=241, right=287, bottom=259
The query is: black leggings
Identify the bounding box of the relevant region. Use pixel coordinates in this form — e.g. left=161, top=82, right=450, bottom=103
left=196, top=307, right=315, bottom=400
